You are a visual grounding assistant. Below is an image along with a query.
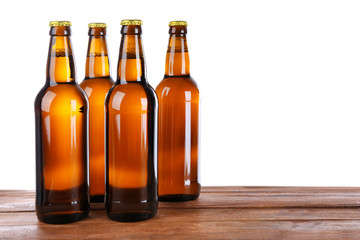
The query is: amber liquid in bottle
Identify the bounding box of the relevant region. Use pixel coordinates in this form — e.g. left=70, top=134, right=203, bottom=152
left=80, top=24, right=114, bottom=203
left=105, top=20, right=158, bottom=222
left=156, top=22, right=200, bottom=202
left=34, top=22, right=89, bottom=224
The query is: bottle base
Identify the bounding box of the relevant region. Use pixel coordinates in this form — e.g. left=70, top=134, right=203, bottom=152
left=90, top=195, right=105, bottom=203
left=106, top=199, right=158, bottom=222
left=159, top=193, right=200, bottom=202
left=107, top=210, right=157, bottom=222
left=37, top=210, right=89, bottom=224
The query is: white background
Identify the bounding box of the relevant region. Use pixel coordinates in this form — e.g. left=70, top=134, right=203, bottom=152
left=1, top=0, right=360, bottom=189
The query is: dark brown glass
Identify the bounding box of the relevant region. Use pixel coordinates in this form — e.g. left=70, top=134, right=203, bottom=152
left=156, top=24, right=201, bottom=202
left=105, top=23, right=158, bottom=222
left=80, top=25, right=114, bottom=203
left=34, top=24, right=89, bottom=224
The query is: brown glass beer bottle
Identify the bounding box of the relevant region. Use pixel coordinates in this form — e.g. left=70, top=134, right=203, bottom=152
left=105, top=19, right=158, bottom=221
left=80, top=23, right=114, bottom=203
left=34, top=21, right=89, bottom=223
left=156, top=21, right=200, bottom=202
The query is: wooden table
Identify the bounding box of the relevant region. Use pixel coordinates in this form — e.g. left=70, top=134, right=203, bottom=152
left=1, top=187, right=360, bottom=239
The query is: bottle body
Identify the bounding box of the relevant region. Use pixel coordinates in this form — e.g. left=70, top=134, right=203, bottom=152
left=80, top=24, right=114, bottom=203
left=35, top=22, right=89, bottom=224
left=105, top=20, right=158, bottom=221
left=35, top=84, right=89, bottom=224
left=80, top=78, right=113, bottom=203
left=156, top=77, right=200, bottom=201
left=156, top=22, right=201, bottom=201
left=105, top=83, right=158, bottom=221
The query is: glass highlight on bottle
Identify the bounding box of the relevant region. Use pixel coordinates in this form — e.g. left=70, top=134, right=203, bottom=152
left=80, top=23, right=114, bottom=203
left=156, top=21, right=201, bottom=202
left=105, top=19, right=158, bottom=222
left=34, top=21, right=89, bottom=224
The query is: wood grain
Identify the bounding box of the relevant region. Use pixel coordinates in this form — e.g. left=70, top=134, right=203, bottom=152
left=1, top=187, right=360, bottom=239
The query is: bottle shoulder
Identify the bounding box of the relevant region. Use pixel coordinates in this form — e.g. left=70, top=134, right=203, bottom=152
left=80, top=77, right=114, bottom=98
left=108, top=82, right=156, bottom=97
left=156, top=76, right=199, bottom=101
left=157, top=76, right=198, bottom=91
left=35, top=83, right=88, bottom=110
left=106, top=82, right=157, bottom=112
left=80, top=77, right=114, bottom=88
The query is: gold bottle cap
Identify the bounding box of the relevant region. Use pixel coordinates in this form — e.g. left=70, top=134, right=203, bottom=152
left=120, top=19, right=142, bottom=26
left=169, top=21, right=188, bottom=27
left=49, top=21, right=72, bottom=27
left=88, top=22, right=107, bottom=28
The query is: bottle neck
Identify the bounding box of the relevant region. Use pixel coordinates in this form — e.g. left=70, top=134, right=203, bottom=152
left=165, top=33, right=190, bottom=77
left=46, top=27, right=75, bottom=84
left=117, top=33, right=146, bottom=84
left=85, top=28, right=110, bottom=78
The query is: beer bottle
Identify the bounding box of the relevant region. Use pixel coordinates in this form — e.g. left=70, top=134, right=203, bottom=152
left=80, top=23, right=114, bottom=203
left=156, top=21, right=201, bottom=202
left=105, top=19, right=158, bottom=221
left=34, top=21, right=89, bottom=223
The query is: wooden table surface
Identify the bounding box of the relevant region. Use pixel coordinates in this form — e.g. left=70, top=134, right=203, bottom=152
left=1, top=187, right=360, bottom=239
